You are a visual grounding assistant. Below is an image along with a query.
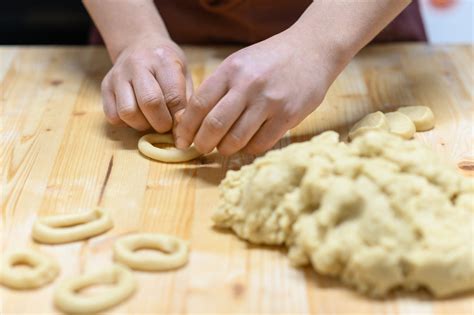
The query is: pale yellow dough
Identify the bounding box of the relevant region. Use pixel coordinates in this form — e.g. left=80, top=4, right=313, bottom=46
left=348, top=111, right=389, bottom=140
left=397, top=105, right=435, bottom=131
left=54, top=264, right=136, bottom=314
left=213, top=130, right=474, bottom=297
left=0, top=249, right=59, bottom=289
left=384, top=111, right=416, bottom=139
left=113, top=233, right=189, bottom=271
left=32, top=208, right=113, bottom=244
left=138, top=133, right=201, bottom=163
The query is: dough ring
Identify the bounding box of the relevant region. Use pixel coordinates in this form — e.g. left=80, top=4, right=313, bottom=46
left=348, top=111, right=389, bottom=140
left=32, top=208, right=113, bottom=244
left=384, top=111, right=416, bottom=139
left=138, top=133, right=201, bottom=163
left=113, top=233, right=189, bottom=271
left=397, top=105, right=435, bottom=131
left=54, top=264, right=136, bottom=314
left=0, top=249, right=59, bottom=289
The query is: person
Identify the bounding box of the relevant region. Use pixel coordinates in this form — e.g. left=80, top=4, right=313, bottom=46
left=83, top=0, right=425, bottom=155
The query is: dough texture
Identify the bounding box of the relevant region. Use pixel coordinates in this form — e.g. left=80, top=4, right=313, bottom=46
left=213, top=130, right=474, bottom=297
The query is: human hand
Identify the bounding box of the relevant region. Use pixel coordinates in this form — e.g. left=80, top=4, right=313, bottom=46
left=174, top=28, right=339, bottom=156
left=101, top=35, right=192, bottom=132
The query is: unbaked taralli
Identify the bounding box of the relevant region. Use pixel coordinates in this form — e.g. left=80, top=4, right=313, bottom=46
left=138, top=133, right=201, bottom=163
left=54, top=264, right=136, bottom=314
left=113, top=233, right=189, bottom=271
left=0, top=249, right=59, bottom=290
left=31, top=208, right=113, bottom=244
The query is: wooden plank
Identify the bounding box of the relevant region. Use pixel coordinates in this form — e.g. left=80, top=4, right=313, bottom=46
left=0, top=44, right=473, bottom=315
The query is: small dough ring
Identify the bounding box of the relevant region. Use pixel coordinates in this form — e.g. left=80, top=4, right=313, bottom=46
left=138, top=133, right=201, bottom=163
left=113, top=233, right=189, bottom=271
left=32, top=208, right=113, bottom=244
left=54, top=264, right=136, bottom=314
left=0, top=249, right=59, bottom=289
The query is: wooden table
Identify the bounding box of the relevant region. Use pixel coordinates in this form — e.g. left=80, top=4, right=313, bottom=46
left=1, top=44, right=473, bottom=314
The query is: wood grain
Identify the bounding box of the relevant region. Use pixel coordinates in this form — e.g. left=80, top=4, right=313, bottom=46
left=1, top=44, right=473, bottom=314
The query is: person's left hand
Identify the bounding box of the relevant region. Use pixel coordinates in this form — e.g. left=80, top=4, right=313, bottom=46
left=174, top=27, right=340, bottom=156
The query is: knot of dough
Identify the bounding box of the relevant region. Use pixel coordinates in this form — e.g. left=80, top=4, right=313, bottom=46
left=54, top=264, right=136, bottom=314
left=32, top=208, right=113, bottom=244
left=113, top=233, right=189, bottom=271
left=138, top=133, right=201, bottom=163
left=0, top=249, right=59, bottom=289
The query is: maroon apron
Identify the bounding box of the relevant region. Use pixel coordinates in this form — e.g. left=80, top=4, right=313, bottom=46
left=90, top=0, right=426, bottom=44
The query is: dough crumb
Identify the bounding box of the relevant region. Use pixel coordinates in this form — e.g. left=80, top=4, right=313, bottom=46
left=213, top=130, right=474, bottom=298
left=397, top=106, right=435, bottom=131
left=385, top=111, right=416, bottom=139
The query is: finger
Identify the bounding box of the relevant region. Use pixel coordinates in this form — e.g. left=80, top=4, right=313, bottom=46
left=115, top=80, right=150, bottom=131
left=174, top=71, right=228, bottom=149
left=153, top=60, right=187, bottom=118
left=101, top=77, right=121, bottom=125
left=242, top=118, right=288, bottom=155
left=193, top=89, right=247, bottom=154
left=216, top=106, right=268, bottom=156
left=185, top=72, right=194, bottom=101
left=132, top=71, right=172, bottom=133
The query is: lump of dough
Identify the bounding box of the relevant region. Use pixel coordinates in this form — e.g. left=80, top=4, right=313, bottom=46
left=348, top=111, right=389, bottom=140
left=213, top=130, right=474, bottom=298
left=397, top=106, right=435, bottom=131
left=384, top=112, right=416, bottom=139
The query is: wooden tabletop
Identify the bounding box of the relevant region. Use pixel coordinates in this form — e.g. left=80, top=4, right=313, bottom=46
left=1, top=44, right=473, bottom=314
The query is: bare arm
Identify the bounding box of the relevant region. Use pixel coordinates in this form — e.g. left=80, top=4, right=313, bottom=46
left=83, top=0, right=170, bottom=62
left=82, top=0, right=191, bottom=133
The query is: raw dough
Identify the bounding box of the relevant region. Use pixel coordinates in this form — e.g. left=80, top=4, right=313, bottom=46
left=0, top=249, right=59, bottom=289
left=348, top=111, right=389, bottom=140
left=397, top=106, right=435, bottom=131
left=213, top=130, right=474, bottom=297
left=32, top=208, right=113, bottom=244
left=384, top=111, right=416, bottom=139
left=54, top=264, right=136, bottom=314
left=138, top=133, right=201, bottom=163
left=113, top=233, right=189, bottom=271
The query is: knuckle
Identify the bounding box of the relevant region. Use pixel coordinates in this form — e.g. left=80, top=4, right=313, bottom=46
left=140, top=93, right=162, bottom=108
left=204, top=115, right=226, bottom=132
left=164, top=91, right=183, bottom=110
left=190, top=95, right=209, bottom=113
left=117, top=106, right=138, bottom=120
left=225, top=55, right=244, bottom=72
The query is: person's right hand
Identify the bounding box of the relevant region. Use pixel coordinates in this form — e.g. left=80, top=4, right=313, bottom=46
left=101, top=35, right=192, bottom=132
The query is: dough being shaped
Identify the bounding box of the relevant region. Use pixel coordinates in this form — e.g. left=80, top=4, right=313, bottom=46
left=384, top=111, right=416, bottom=139
left=113, top=233, right=189, bottom=271
left=348, top=111, right=389, bottom=140
left=397, top=106, right=435, bottom=131
left=213, top=130, right=474, bottom=297
left=0, top=249, right=59, bottom=289
left=138, top=133, right=201, bottom=163
left=32, top=208, right=113, bottom=244
left=54, top=264, right=136, bottom=314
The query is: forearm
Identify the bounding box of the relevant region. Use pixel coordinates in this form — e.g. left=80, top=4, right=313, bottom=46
left=293, top=0, right=411, bottom=78
left=83, top=0, right=170, bottom=62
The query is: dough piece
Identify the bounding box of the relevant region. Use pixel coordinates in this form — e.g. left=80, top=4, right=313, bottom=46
left=213, top=130, right=474, bottom=297
left=54, top=264, right=136, bottom=314
left=348, top=111, right=389, bottom=140
left=32, top=208, right=113, bottom=244
left=138, top=133, right=201, bottom=163
left=113, top=233, right=189, bottom=271
left=397, top=106, right=435, bottom=131
left=384, top=111, right=416, bottom=139
left=0, top=249, right=59, bottom=289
